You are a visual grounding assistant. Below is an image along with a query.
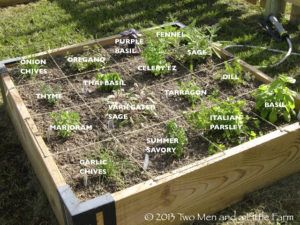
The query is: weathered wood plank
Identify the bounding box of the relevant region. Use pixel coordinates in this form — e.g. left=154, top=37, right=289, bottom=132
left=264, top=0, right=287, bottom=17
left=112, top=123, right=300, bottom=225
left=212, top=45, right=273, bottom=83
left=291, top=4, right=300, bottom=23
left=0, top=71, right=66, bottom=225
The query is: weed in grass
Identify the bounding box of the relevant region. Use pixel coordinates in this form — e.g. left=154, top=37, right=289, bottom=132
left=254, top=75, right=296, bottom=123
left=142, top=38, right=171, bottom=76
left=50, top=111, right=80, bottom=138
left=40, top=84, right=61, bottom=106
left=96, top=72, right=122, bottom=92
left=66, top=46, right=106, bottom=72
left=178, top=78, right=202, bottom=108
left=165, top=120, right=188, bottom=158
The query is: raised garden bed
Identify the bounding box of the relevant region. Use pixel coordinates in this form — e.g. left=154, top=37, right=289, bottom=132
left=1, top=22, right=300, bottom=225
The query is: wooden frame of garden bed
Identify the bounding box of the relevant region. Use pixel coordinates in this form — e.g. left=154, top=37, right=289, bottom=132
left=1, top=22, right=300, bottom=225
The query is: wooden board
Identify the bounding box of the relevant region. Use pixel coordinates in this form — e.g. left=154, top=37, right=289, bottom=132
left=112, top=123, right=300, bottom=225
left=0, top=70, right=67, bottom=225
left=291, top=4, right=300, bottom=23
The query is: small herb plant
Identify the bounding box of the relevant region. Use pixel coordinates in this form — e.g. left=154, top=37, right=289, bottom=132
left=97, top=149, right=136, bottom=186
left=175, top=22, right=219, bottom=70
left=142, top=38, right=171, bottom=76
left=19, top=58, right=41, bottom=79
left=50, top=111, right=80, bottom=138
left=187, top=98, right=256, bottom=145
left=40, top=84, right=61, bottom=106
left=178, top=79, right=202, bottom=107
left=208, top=143, right=226, bottom=155
left=66, top=46, right=106, bottom=72
left=96, top=72, right=122, bottom=92
left=165, top=120, right=188, bottom=158
left=254, top=75, right=296, bottom=123
left=98, top=150, right=118, bottom=179
left=215, top=60, right=245, bottom=86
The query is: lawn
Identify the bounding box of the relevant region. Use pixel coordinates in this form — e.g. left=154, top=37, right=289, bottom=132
left=0, top=0, right=299, bottom=224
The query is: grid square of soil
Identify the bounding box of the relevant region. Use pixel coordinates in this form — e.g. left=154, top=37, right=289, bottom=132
left=50, top=44, right=115, bottom=76
left=32, top=105, right=112, bottom=153
left=197, top=60, right=261, bottom=98
left=17, top=78, right=85, bottom=114
left=88, top=92, right=177, bottom=136
left=110, top=54, right=192, bottom=87
left=104, top=45, right=141, bottom=65
left=8, top=56, right=65, bottom=86
left=53, top=140, right=149, bottom=200
left=145, top=73, right=227, bottom=116
left=117, top=117, right=210, bottom=177
left=65, top=64, right=138, bottom=104
left=193, top=95, right=278, bottom=149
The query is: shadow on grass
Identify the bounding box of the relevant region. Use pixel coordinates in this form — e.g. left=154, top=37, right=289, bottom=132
left=0, top=104, right=58, bottom=225
left=191, top=172, right=300, bottom=225
left=50, top=0, right=300, bottom=79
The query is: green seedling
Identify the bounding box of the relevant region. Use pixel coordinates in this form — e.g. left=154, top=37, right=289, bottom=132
left=142, top=38, right=171, bottom=76
left=97, top=149, right=136, bottom=186
left=19, top=58, right=42, bottom=79
left=187, top=98, right=256, bottom=144
left=66, top=46, right=106, bottom=72
left=254, top=75, right=296, bottom=123
left=96, top=72, right=122, bottom=92
left=208, top=143, right=226, bottom=155
left=165, top=120, right=188, bottom=158
left=215, top=60, right=245, bottom=85
left=50, top=111, right=80, bottom=138
left=40, top=84, right=61, bottom=105
left=174, top=22, right=219, bottom=70
left=98, top=150, right=118, bottom=179
left=178, top=79, right=202, bottom=107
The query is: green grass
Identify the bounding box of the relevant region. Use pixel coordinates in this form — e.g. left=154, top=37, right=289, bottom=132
left=0, top=1, right=299, bottom=225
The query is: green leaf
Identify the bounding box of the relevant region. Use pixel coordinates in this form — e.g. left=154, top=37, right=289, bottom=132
left=269, top=110, right=278, bottom=123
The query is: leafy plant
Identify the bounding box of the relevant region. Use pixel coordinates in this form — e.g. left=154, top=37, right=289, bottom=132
left=208, top=143, right=225, bottom=155
left=66, top=46, right=106, bottom=72
left=96, top=72, right=122, bottom=92
left=144, top=25, right=182, bottom=49
left=97, top=149, right=136, bottom=186
left=98, top=150, right=118, bottom=178
left=40, top=84, right=61, bottom=105
left=142, top=38, right=171, bottom=76
left=165, top=120, right=188, bottom=158
left=50, top=111, right=80, bottom=138
left=215, top=60, right=245, bottom=85
left=186, top=98, right=256, bottom=143
left=254, top=75, right=296, bottom=123
left=19, top=58, right=41, bottom=79
left=178, top=79, right=202, bottom=107
left=174, top=22, right=219, bottom=70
